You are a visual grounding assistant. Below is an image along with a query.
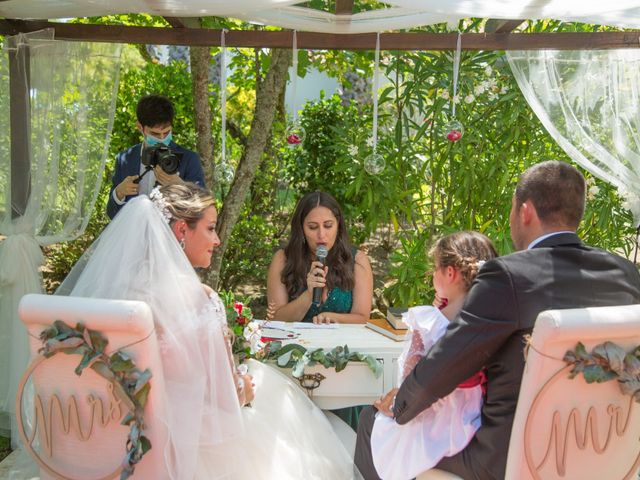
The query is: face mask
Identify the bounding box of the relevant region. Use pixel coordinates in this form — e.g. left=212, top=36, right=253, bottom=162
left=145, top=131, right=172, bottom=147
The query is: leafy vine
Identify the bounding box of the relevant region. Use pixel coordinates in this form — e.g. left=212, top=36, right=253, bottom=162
left=39, top=320, right=152, bottom=480
left=564, top=341, right=640, bottom=402
left=264, top=341, right=383, bottom=379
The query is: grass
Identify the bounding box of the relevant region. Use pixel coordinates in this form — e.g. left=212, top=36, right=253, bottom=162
left=0, top=436, right=10, bottom=463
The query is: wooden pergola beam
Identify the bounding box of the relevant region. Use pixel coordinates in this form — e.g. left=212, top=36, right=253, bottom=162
left=1, top=19, right=639, bottom=50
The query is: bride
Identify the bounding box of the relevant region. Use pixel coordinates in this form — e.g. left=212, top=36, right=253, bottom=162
left=55, top=183, right=356, bottom=479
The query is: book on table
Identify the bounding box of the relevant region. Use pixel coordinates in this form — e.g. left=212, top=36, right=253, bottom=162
left=366, top=317, right=407, bottom=342
left=386, top=306, right=408, bottom=330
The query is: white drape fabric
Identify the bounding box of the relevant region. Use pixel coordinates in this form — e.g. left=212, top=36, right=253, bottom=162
left=56, top=196, right=245, bottom=479
left=2, top=1, right=640, bottom=33
left=507, top=49, right=640, bottom=224
left=0, top=29, right=121, bottom=444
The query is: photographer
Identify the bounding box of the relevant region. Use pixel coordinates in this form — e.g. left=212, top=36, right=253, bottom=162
left=107, top=94, right=206, bottom=219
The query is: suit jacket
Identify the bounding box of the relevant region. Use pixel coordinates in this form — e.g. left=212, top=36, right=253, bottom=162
left=106, top=142, right=206, bottom=219
left=393, top=232, right=640, bottom=480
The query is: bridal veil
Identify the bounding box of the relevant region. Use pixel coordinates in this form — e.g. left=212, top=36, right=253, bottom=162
left=56, top=195, right=244, bottom=479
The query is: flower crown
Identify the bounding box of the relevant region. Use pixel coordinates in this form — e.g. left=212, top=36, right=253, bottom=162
left=149, top=187, right=172, bottom=224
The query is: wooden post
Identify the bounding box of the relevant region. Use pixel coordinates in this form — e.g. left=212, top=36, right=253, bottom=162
left=8, top=35, right=31, bottom=219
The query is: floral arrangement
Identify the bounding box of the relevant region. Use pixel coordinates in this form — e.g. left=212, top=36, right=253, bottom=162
left=38, top=320, right=152, bottom=480
left=220, top=291, right=383, bottom=378
left=220, top=291, right=266, bottom=362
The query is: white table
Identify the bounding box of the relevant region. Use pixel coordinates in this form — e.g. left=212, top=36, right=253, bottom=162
left=273, top=323, right=404, bottom=409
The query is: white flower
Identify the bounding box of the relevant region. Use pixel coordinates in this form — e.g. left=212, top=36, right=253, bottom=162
left=474, top=84, right=485, bottom=95
left=452, top=95, right=460, bottom=104
left=587, top=185, right=600, bottom=199
left=484, top=65, right=493, bottom=76
left=464, top=94, right=475, bottom=104
left=500, top=86, right=509, bottom=94
left=243, top=321, right=265, bottom=354
left=619, top=188, right=640, bottom=222
left=366, top=137, right=374, bottom=147
left=348, top=145, right=358, bottom=156
left=440, top=90, right=450, bottom=100
left=149, top=187, right=172, bottom=224
left=427, top=76, right=435, bottom=84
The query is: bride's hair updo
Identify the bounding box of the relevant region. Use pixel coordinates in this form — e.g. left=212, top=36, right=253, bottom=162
left=429, top=231, right=498, bottom=291
left=159, top=183, right=216, bottom=229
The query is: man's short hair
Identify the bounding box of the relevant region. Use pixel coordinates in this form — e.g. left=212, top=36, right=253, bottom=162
left=136, top=95, right=174, bottom=128
left=515, top=161, right=586, bottom=229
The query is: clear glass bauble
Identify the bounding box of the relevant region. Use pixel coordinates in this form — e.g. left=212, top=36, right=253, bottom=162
left=443, top=119, right=464, bottom=142
left=364, top=152, right=385, bottom=175
left=216, top=162, right=235, bottom=184
left=285, top=121, right=306, bottom=147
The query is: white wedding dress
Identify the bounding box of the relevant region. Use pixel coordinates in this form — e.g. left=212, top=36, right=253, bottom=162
left=52, top=195, right=355, bottom=480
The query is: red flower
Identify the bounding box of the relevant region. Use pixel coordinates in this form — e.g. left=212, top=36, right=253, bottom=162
left=237, top=315, right=247, bottom=326
left=446, top=130, right=462, bottom=142
left=287, top=134, right=301, bottom=145
left=234, top=302, right=244, bottom=315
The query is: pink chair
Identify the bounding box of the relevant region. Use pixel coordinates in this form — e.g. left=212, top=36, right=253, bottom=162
left=418, top=304, right=640, bottom=480
left=16, top=293, right=169, bottom=480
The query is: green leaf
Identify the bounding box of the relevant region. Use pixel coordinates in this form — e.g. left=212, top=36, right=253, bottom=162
left=134, top=383, right=151, bottom=407
left=582, top=364, right=616, bottom=384
left=593, top=341, right=625, bottom=374
left=110, top=351, right=135, bottom=372
left=140, top=435, right=152, bottom=454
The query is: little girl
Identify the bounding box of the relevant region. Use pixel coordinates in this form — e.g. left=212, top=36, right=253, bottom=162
left=371, top=231, right=497, bottom=480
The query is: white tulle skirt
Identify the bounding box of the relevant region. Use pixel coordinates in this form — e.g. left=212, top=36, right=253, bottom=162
left=196, top=360, right=356, bottom=480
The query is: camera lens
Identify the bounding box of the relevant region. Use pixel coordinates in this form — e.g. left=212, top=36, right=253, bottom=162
left=158, top=150, right=180, bottom=175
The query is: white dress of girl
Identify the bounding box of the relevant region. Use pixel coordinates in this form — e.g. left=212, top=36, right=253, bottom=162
left=370, top=305, right=484, bottom=480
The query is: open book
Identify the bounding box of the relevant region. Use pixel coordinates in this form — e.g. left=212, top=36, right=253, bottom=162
left=366, top=318, right=407, bottom=342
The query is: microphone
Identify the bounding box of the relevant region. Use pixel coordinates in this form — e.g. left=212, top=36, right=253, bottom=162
left=312, top=245, right=328, bottom=306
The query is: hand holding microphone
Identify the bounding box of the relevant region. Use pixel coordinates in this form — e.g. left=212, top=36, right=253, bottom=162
left=310, top=245, right=328, bottom=306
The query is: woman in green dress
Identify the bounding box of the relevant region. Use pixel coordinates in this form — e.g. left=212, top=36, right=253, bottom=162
left=267, top=191, right=374, bottom=428
left=267, top=191, right=373, bottom=324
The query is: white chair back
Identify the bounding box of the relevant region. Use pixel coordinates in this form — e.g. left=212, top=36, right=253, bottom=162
left=505, top=305, right=640, bottom=480
left=16, top=293, right=169, bottom=480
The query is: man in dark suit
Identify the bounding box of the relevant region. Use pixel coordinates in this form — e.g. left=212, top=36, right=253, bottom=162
left=107, top=95, right=205, bottom=219
left=354, top=160, right=640, bottom=480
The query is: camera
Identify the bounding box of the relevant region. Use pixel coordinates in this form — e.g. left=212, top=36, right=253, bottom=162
left=141, top=144, right=182, bottom=175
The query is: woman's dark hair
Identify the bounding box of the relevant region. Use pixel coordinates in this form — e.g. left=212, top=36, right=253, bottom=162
left=282, top=192, right=354, bottom=298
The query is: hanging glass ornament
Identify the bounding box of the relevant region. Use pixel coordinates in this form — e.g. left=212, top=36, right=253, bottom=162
left=444, top=119, right=464, bottom=142
left=216, top=162, right=235, bottom=184
left=285, top=121, right=306, bottom=147
left=364, top=152, right=385, bottom=175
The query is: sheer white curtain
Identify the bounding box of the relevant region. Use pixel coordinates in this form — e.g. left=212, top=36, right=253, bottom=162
left=0, top=29, right=121, bottom=444
left=507, top=49, right=640, bottom=225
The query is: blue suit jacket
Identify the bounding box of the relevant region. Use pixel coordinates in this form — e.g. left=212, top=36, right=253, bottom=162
left=107, top=142, right=206, bottom=219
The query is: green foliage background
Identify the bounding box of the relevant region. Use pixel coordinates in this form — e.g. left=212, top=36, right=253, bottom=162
left=42, top=18, right=637, bottom=313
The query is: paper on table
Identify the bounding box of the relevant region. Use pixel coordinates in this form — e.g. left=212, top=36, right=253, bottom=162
left=256, top=320, right=339, bottom=330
